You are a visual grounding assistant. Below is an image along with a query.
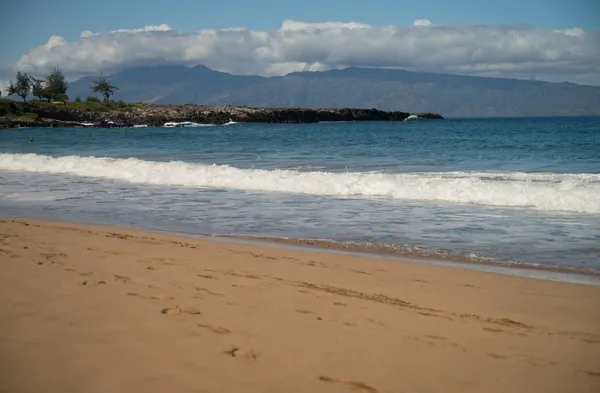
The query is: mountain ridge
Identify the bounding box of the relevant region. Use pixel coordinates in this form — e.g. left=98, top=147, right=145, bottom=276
left=66, top=65, right=600, bottom=117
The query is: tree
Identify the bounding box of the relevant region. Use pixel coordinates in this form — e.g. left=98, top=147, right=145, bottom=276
left=91, top=74, right=118, bottom=101
left=55, top=93, right=69, bottom=104
left=45, top=67, right=68, bottom=101
left=30, top=77, right=46, bottom=101
left=8, top=71, right=31, bottom=102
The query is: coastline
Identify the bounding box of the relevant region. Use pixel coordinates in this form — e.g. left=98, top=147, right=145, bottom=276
left=2, top=213, right=599, bottom=285
left=225, top=235, right=600, bottom=283
left=0, top=100, right=443, bottom=128
left=1, top=217, right=599, bottom=392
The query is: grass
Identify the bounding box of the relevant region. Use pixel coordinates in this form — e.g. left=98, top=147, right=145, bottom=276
left=0, top=99, right=24, bottom=117
left=0, top=98, right=135, bottom=115
left=13, top=112, right=39, bottom=120
left=0, top=99, right=41, bottom=120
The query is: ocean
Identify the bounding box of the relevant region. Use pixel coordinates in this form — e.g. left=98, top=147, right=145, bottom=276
left=1, top=117, right=599, bottom=282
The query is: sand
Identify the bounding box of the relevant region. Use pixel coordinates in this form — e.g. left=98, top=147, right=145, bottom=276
left=0, top=218, right=599, bottom=393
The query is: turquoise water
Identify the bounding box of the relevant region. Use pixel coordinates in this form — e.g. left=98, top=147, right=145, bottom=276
left=1, top=117, right=599, bottom=275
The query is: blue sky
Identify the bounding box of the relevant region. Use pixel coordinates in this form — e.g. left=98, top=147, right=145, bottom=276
left=2, top=0, right=598, bottom=67
left=1, top=0, right=599, bottom=86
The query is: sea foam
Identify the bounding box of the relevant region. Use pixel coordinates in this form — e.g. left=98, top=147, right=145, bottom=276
left=1, top=153, right=598, bottom=214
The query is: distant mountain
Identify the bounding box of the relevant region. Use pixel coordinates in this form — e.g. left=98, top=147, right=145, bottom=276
left=68, top=65, right=264, bottom=105
left=68, top=65, right=600, bottom=117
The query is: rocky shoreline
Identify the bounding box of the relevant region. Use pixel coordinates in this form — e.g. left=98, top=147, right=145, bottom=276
left=0, top=102, right=443, bottom=128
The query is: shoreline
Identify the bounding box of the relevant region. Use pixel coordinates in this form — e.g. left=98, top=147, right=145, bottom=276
left=1, top=217, right=599, bottom=392
left=2, top=215, right=599, bottom=286
left=217, top=235, right=600, bottom=286
left=0, top=100, right=443, bottom=128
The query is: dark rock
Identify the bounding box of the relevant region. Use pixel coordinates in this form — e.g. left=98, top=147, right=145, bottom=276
left=413, top=112, right=445, bottom=119
left=1, top=102, right=443, bottom=129
left=0, top=117, right=14, bottom=128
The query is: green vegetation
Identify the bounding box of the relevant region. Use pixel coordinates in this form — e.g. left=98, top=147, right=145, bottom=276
left=16, top=112, right=40, bottom=120
left=2, top=67, right=118, bottom=110
left=6, top=67, right=69, bottom=104
left=0, top=98, right=38, bottom=119
left=7, top=72, right=32, bottom=102
left=0, top=96, right=135, bottom=121
left=1, top=68, right=133, bottom=123
left=30, top=77, right=48, bottom=101
left=91, top=74, right=119, bottom=101
left=45, top=67, right=68, bottom=101
left=0, top=99, right=18, bottom=116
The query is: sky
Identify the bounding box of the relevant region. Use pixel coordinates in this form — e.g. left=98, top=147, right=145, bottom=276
left=1, top=0, right=599, bottom=89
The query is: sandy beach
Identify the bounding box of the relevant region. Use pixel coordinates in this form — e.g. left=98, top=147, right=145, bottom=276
left=1, top=218, right=599, bottom=393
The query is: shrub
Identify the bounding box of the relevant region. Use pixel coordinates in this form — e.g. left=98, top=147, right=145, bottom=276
left=75, top=96, right=81, bottom=102
left=20, top=112, right=39, bottom=120
left=0, top=99, right=18, bottom=116
left=55, top=93, right=69, bottom=104
left=86, top=96, right=101, bottom=102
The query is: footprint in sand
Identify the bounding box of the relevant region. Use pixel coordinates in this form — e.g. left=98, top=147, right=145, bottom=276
left=198, top=324, right=232, bottom=334
left=127, top=293, right=173, bottom=300
left=161, top=306, right=202, bottom=316
left=458, top=283, right=482, bottom=289
left=581, top=370, right=600, bottom=377
left=425, top=335, right=447, bottom=341
left=0, top=248, right=19, bottom=258
left=149, top=294, right=172, bottom=300
left=488, top=353, right=552, bottom=366
left=483, top=327, right=505, bottom=333
left=82, top=280, right=106, bottom=286
left=223, top=347, right=257, bottom=361
left=318, top=376, right=378, bottom=393
left=113, top=274, right=132, bottom=284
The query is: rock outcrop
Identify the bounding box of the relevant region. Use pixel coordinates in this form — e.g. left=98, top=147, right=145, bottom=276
left=0, top=102, right=443, bottom=128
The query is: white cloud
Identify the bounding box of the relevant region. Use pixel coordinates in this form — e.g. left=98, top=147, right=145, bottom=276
left=5, top=20, right=600, bottom=85
left=111, top=24, right=173, bottom=34
left=281, top=20, right=370, bottom=31
left=80, top=30, right=97, bottom=39
left=0, top=80, right=10, bottom=96
left=413, top=19, right=433, bottom=27
left=45, top=35, right=67, bottom=49
left=553, top=27, right=585, bottom=37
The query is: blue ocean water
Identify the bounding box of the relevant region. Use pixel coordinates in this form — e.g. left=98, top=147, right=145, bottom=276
left=1, top=117, right=599, bottom=275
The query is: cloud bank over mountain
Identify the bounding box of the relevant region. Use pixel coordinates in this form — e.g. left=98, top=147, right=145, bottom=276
left=5, top=19, right=600, bottom=85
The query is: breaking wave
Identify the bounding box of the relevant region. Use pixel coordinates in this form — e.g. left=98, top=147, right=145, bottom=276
left=1, top=153, right=599, bottom=214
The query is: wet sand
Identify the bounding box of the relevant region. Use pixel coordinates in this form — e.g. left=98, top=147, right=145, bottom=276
left=1, top=218, right=599, bottom=393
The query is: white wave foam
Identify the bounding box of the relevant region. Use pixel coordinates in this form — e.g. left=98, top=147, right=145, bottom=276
left=163, top=121, right=215, bottom=127
left=1, top=153, right=599, bottom=214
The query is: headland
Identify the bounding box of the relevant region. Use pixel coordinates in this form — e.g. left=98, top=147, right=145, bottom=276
left=0, top=99, right=443, bottom=128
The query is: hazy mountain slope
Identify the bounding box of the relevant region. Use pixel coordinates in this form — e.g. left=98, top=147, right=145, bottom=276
left=67, top=66, right=600, bottom=117
left=206, top=68, right=600, bottom=116
left=67, top=65, right=264, bottom=104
